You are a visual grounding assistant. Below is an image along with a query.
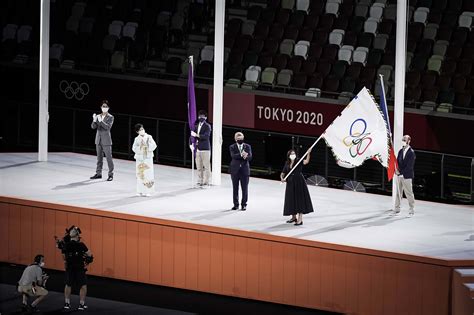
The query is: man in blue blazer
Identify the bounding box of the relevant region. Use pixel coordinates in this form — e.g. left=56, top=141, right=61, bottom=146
left=229, top=132, right=252, bottom=210
left=394, top=134, right=416, bottom=216
left=191, top=110, right=212, bottom=187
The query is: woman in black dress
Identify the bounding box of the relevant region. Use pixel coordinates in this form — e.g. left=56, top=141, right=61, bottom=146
left=280, top=149, right=314, bottom=226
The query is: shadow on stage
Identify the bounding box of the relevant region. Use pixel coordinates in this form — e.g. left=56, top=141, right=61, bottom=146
left=52, top=179, right=103, bottom=190
left=0, top=161, right=39, bottom=170
left=88, top=187, right=199, bottom=208
left=295, top=211, right=408, bottom=238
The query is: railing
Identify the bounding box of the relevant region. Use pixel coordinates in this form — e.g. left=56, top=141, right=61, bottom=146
left=3, top=102, right=473, bottom=203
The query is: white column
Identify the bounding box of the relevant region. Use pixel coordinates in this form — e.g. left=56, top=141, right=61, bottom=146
left=392, top=0, right=408, bottom=205
left=38, top=0, right=50, bottom=161
left=211, top=0, right=225, bottom=186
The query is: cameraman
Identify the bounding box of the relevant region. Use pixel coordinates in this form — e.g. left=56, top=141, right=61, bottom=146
left=17, top=254, right=49, bottom=312
left=62, top=226, right=92, bottom=311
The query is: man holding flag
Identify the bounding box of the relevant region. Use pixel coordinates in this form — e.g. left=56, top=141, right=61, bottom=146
left=187, top=56, right=212, bottom=188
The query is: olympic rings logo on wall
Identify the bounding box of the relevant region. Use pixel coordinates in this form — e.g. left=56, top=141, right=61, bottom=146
left=59, top=80, right=90, bottom=100
left=342, top=118, right=373, bottom=158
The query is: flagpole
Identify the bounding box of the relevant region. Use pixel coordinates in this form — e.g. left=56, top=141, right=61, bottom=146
left=188, top=55, right=196, bottom=188
left=282, top=134, right=324, bottom=181
left=191, top=147, right=195, bottom=188
left=379, top=74, right=399, bottom=208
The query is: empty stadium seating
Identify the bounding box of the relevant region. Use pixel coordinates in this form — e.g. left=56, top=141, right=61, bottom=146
left=1, top=0, right=474, bottom=113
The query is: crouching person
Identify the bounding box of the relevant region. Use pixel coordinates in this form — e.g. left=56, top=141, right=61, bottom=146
left=17, top=254, right=49, bottom=312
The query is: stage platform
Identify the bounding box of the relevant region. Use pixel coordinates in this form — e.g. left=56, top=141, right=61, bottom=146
left=0, top=152, right=472, bottom=261
left=0, top=152, right=473, bottom=315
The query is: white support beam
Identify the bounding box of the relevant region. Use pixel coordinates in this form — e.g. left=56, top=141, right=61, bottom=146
left=392, top=0, right=408, bottom=205
left=38, top=0, right=50, bottom=161
left=211, top=0, right=225, bottom=186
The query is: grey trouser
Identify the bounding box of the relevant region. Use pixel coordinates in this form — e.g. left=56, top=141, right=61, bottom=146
left=96, top=144, right=114, bottom=176
left=395, top=176, right=415, bottom=211
left=196, top=150, right=211, bottom=185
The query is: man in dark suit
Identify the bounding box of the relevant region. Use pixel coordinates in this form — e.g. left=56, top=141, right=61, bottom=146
left=394, top=134, right=416, bottom=216
left=191, top=110, right=212, bottom=187
left=229, top=132, right=252, bottom=210
left=90, top=100, right=114, bottom=181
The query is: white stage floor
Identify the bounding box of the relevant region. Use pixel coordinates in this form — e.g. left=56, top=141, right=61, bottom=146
left=0, top=152, right=473, bottom=261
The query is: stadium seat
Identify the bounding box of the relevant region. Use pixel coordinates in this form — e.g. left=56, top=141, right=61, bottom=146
left=329, top=29, right=345, bottom=47
left=294, top=40, right=310, bottom=59
left=242, top=65, right=261, bottom=89
left=280, top=39, right=295, bottom=56
left=261, top=67, right=278, bottom=87
left=338, top=45, right=353, bottom=63
left=276, top=69, right=293, bottom=88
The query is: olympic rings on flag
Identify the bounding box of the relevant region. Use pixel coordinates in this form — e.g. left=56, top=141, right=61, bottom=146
left=342, top=118, right=373, bottom=157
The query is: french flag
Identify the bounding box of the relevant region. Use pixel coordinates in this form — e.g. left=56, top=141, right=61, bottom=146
left=378, top=75, right=398, bottom=181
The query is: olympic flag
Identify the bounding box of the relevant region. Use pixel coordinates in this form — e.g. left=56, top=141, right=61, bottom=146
left=323, top=87, right=391, bottom=169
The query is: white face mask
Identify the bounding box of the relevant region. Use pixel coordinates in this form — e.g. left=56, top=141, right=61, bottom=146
left=139, top=130, right=145, bottom=136
left=101, top=107, right=109, bottom=113
left=40, top=262, right=45, bottom=267
left=289, top=154, right=296, bottom=161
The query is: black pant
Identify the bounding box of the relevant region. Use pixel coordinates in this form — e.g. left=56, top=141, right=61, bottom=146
left=65, top=269, right=87, bottom=287
left=231, top=171, right=249, bottom=207
left=96, top=144, right=114, bottom=176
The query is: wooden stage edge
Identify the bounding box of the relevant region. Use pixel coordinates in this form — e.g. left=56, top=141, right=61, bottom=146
left=1, top=196, right=473, bottom=315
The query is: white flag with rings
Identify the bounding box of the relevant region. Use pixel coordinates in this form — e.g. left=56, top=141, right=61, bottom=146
left=323, top=87, right=390, bottom=168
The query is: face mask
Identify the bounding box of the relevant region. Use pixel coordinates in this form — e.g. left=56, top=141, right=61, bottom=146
left=402, top=140, right=407, bottom=146
left=101, top=107, right=109, bottom=113
left=289, top=154, right=296, bottom=160
left=40, top=262, right=45, bottom=267
left=236, top=139, right=243, bottom=144
left=139, top=130, right=145, bottom=136
left=198, top=117, right=206, bottom=122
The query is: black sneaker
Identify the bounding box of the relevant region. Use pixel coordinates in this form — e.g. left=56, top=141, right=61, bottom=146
left=90, top=174, right=102, bottom=179
left=64, top=302, right=71, bottom=310
left=78, top=303, right=88, bottom=311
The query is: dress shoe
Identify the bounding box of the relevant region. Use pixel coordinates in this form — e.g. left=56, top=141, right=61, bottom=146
left=286, top=218, right=297, bottom=223
left=107, top=175, right=113, bottom=181
left=231, top=206, right=239, bottom=210
left=90, top=174, right=102, bottom=179
left=241, top=206, right=246, bottom=211
left=294, top=221, right=303, bottom=226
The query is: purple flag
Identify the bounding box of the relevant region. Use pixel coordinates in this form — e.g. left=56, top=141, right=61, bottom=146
left=187, top=58, right=197, bottom=147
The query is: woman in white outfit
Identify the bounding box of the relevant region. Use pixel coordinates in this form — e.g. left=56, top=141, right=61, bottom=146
left=132, top=123, right=157, bottom=196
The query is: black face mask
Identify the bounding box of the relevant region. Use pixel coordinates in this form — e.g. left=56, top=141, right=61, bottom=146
left=236, top=140, right=244, bottom=144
